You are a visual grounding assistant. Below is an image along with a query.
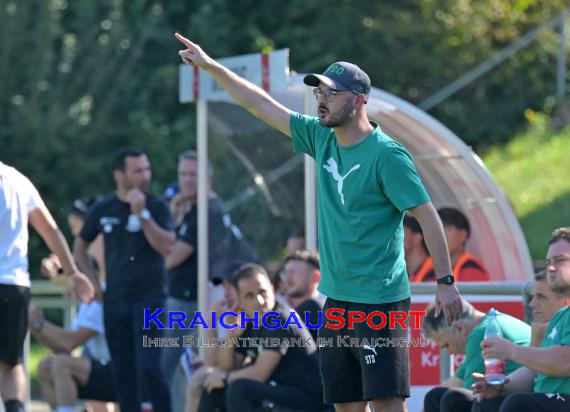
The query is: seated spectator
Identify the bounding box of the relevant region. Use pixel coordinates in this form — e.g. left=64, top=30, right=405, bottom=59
left=422, top=299, right=530, bottom=412
left=438, top=207, right=490, bottom=282
left=197, top=264, right=324, bottom=412
left=185, top=280, right=239, bottom=412
left=528, top=271, right=570, bottom=346
left=35, top=199, right=114, bottom=412
left=472, top=227, right=570, bottom=412
left=32, top=255, right=115, bottom=412
left=280, top=250, right=324, bottom=342
left=403, top=214, right=432, bottom=282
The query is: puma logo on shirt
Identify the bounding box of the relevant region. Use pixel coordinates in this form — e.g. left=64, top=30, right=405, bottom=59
left=323, top=157, right=361, bottom=205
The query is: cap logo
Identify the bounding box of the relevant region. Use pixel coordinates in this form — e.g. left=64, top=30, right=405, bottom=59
left=326, top=64, right=345, bottom=75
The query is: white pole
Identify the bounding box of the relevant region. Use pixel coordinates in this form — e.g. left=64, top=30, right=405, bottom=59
left=197, top=99, right=209, bottom=359
left=303, top=88, right=318, bottom=250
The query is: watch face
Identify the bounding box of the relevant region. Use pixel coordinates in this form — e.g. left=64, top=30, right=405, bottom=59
left=140, top=209, right=151, bottom=220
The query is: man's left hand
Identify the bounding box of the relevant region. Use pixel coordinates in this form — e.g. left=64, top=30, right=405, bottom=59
left=481, top=336, right=514, bottom=361
left=204, top=367, right=227, bottom=392
left=126, top=188, right=146, bottom=215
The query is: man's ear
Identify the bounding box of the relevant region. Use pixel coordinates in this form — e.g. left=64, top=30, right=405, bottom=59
left=113, top=169, right=122, bottom=185
left=459, top=228, right=469, bottom=245
left=312, top=269, right=321, bottom=285
left=453, top=320, right=468, bottom=337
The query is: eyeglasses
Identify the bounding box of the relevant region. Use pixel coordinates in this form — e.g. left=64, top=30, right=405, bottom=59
left=546, top=255, right=570, bottom=268
left=313, top=87, right=359, bottom=102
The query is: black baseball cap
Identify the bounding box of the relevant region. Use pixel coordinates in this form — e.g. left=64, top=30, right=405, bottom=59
left=304, top=61, right=371, bottom=96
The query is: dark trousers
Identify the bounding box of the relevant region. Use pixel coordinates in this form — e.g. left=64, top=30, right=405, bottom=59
left=104, top=293, right=171, bottom=412
left=472, top=392, right=570, bottom=412
left=198, top=378, right=324, bottom=412
left=424, top=386, right=475, bottom=412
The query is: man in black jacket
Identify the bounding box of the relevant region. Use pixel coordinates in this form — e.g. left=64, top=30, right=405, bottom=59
left=74, top=148, right=175, bottom=412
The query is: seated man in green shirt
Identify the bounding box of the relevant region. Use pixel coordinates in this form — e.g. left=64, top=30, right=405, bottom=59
left=422, top=299, right=531, bottom=412
left=472, top=227, right=570, bottom=412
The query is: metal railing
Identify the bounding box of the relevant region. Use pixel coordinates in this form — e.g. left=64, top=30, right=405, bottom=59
left=26, top=280, right=530, bottom=395
left=30, top=279, right=76, bottom=327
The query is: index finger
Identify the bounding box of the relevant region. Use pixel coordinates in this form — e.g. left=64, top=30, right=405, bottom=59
left=175, top=32, right=195, bottom=48
left=443, top=303, right=453, bottom=326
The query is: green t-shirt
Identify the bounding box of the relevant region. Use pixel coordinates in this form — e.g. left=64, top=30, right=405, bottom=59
left=454, top=311, right=531, bottom=389
left=534, top=306, right=570, bottom=394
left=290, top=112, right=430, bottom=304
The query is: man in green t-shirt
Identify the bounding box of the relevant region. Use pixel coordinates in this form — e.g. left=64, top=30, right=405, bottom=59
left=472, top=227, right=570, bottom=412
left=175, top=33, right=463, bottom=412
left=421, top=299, right=530, bottom=412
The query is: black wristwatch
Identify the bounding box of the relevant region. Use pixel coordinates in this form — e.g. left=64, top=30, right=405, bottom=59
left=436, top=275, right=455, bottom=285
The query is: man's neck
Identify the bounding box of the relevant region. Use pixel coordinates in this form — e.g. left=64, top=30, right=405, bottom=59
left=115, top=187, right=129, bottom=202
left=333, top=115, right=374, bottom=147
left=465, top=311, right=486, bottom=335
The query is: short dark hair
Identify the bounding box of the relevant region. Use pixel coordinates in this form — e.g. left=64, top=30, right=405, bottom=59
left=534, top=270, right=547, bottom=281
left=70, top=197, right=99, bottom=217
left=403, top=214, right=422, bottom=234
left=438, top=207, right=470, bottom=238
left=422, top=299, right=476, bottom=338
left=178, top=150, right=213, bottom=177
left=283, top=250, right=320, bottom=270
left=547, top=227, right=570, bottom=246
left=403, top=214, right=428, bottom=253
left=231, top=263, right=270, bottom=292
left=112, top=148, right=145, bottom=172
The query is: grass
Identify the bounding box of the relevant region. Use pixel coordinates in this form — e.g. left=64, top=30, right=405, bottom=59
left=480, top=111, right=570, bottom=259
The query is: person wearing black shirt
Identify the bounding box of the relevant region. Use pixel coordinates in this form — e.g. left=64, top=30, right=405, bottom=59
left=162, top=151, right=261, bottom=411
left=281, top=250, right=324, bottom=342
left=74, top=148, right=175, bottom=412
left=197, top=263, right=324, bottom=412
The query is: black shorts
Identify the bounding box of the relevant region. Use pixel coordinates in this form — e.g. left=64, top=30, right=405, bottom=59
left=77, top=360, right=116, bottom=402
left=319, top=297, right=411, bottom=404
left=0, top=284, right=30, bottom=366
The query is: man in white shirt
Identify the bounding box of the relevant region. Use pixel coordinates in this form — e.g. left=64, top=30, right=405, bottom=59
left=30, top=295, right=116, bottom=412
left=0, top=161, right=94, bottom=412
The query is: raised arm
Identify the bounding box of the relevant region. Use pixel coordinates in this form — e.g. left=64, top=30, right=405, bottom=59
left=175, top=33, right=292, bottom=137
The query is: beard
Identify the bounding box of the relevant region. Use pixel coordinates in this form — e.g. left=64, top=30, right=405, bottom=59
left=286, top=287, right=309, bottom=298
left=551, top=281, right=570, bottom=296
left=319, top=99, right=356, bottom=128
left=549, top=276, right=570, bottom=296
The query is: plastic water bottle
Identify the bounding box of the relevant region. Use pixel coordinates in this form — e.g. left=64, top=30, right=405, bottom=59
left=483, top=308, right=506, bottom=385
